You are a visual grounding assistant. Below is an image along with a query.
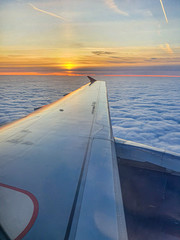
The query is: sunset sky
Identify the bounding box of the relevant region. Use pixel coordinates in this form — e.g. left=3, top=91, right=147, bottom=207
left=0, top=0, right=180, bottom=75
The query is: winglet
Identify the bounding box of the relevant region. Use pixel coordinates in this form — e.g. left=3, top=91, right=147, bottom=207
left=87, top=76, right=96, bottom=85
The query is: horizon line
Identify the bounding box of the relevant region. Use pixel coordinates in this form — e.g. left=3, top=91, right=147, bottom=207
left=0, top=72, right=180, bottom=78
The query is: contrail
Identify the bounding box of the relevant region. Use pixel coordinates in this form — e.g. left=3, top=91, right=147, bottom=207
left=29, top=3, right=67, bottom=22
left=159, top=0, right=168, bottom=23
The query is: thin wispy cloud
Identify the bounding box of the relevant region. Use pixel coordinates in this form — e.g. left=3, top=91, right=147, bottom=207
left=135, top=9, right=153, bottom=17
left=159, top=0, right=168, bottom=23
left=28, top=3, right=67, bottom=22
left=92, top=51, right=115, bottom=56
left=105, top=0, right=129, bottom=16
left=160, top=43, right=173, bottom=54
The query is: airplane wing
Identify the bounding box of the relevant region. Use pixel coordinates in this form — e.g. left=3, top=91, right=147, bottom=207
left=0, top=78, right=128, bottom=240
left=1, top=77, right=180, bottom=240
left=115, top=138, right=180, bottom=240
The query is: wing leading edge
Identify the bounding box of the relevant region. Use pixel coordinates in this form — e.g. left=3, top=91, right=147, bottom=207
left=0, top=79, right=127, bottom=240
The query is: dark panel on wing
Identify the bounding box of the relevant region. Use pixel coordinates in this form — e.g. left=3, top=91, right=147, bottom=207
left=0, top=226, right=10, bottom=240
left=118, top=158, right=180, bottom=240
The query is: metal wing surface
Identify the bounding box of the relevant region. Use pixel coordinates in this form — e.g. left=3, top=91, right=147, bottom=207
left=115, top=137, right=180, bottom=240
left=0, top=80, right=127, bottom=240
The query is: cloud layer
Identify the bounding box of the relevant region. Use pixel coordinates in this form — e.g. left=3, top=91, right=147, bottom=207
left=104, top=76, right=180, bottom=153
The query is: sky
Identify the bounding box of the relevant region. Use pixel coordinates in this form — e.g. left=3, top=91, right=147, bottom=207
left=0, top=0, right=180, bottom=75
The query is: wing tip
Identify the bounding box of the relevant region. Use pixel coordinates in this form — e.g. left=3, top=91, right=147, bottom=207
left=87, top=76, right=97, bottom=84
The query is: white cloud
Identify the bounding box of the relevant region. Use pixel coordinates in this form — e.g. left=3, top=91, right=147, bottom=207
left=160, top=43, right=173, bottom=54
left=105, top=0, right=129, bottom=16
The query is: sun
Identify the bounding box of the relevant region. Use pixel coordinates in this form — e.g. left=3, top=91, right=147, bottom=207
left=63, top=62, right=76, bottom=70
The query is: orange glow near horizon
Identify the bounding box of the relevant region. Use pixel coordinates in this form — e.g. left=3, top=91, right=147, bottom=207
left=1, top=45, right=179, bottom=76
left=0, top=72, right=88, bottom=76
left=0, top=72, right=180, bottom=78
